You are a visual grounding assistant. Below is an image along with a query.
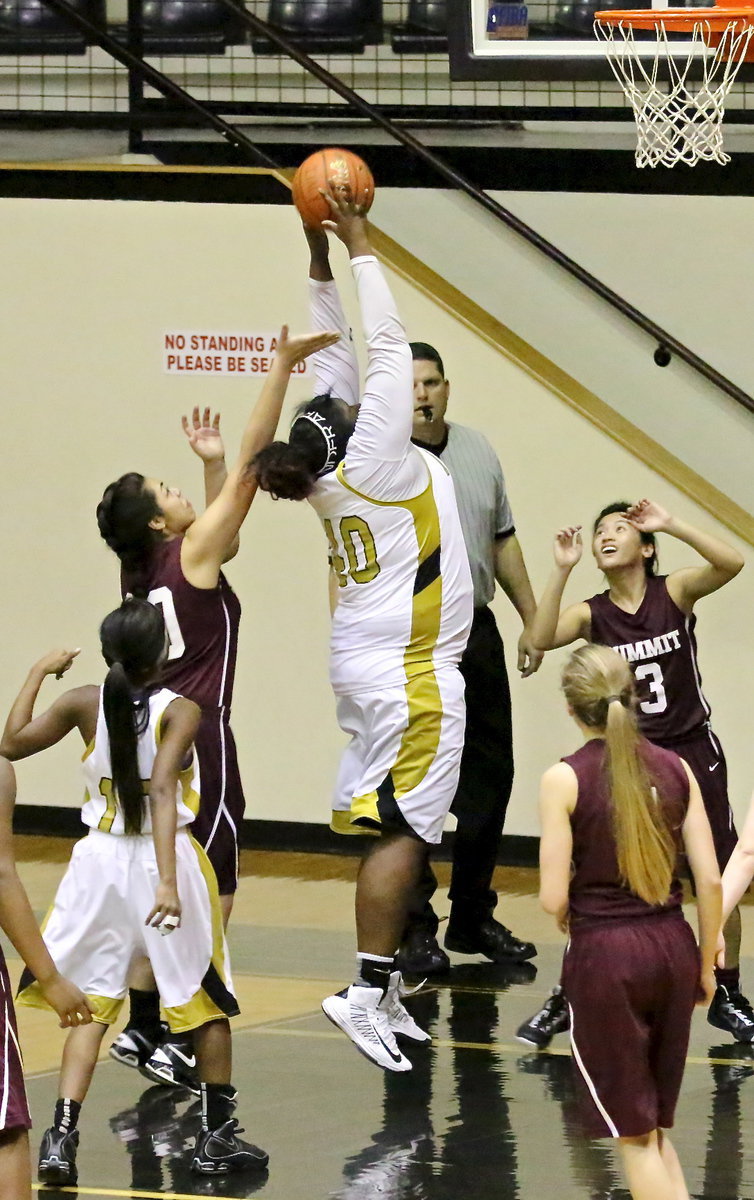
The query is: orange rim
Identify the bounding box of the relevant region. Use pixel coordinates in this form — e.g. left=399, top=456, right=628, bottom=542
left=595, top=6, right=754, bottom=29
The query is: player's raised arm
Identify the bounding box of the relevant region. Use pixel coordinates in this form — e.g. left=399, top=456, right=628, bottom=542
left=182, top=407, right=239, bottom=563
left=181, top=325, right=340, bottom=587
left=530, top=527, right=591, bottom=651
left=0, top=651, right=95, bottom=761
left=628, top=500, right=744, bottom=612
left=321, top=192, right=414, bottom=468
left=305, top=223, right=360, bottom=406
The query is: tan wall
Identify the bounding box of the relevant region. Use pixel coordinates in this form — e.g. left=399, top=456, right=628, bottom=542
left=1, top=195, right=751, bottom=837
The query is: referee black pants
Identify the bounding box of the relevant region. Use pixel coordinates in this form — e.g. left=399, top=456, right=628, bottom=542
left=405, top=605, right=515, bottom=935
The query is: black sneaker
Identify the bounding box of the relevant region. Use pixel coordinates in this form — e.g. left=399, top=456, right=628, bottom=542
left=38, top=1126, right=79, bottom=1186
left=395, top=929, right=450, bottom=976
left=516, top=986, right=570, bottom=1049
left=109, top=1020, right=169, bottom=1070
left=708, top=985, right=754, bottom=1043
left=445, top=917, right=537, bottom=963
left=140, top=1039, right=200, bottom=1095
left=191, top=1119, right=269, bottom=1175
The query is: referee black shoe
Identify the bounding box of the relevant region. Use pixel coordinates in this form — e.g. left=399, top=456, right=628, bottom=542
left=708, top=985, right=754, bottom=1042
left=395, top=929, right=450, bottom=977
left=191, top=1119, right=269, bottom=1174
left=445, top=917, right=537, bottom=963
left=38, top=1126, right=79, bottom=1186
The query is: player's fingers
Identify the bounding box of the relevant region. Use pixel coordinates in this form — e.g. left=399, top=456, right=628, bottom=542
left=212, top=411, right=221, bottom=429
left=203, top=406, right=211, bottom=427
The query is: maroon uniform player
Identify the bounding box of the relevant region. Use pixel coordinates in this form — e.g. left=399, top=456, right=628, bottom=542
left=95, top=326, right=340, bottom=1088
left=519, top=499, right=747, bottom=1046
left=0, top=759, right=90, bottom=1198
left=539, top=644, right=721, bottom=1200
left=122, top=535, right=243, bottom=895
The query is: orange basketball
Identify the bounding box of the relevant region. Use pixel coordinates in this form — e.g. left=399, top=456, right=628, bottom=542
left=291, top=148, right=375, bottom=228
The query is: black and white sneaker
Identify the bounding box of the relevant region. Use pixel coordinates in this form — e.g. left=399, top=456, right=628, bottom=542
left=109, top=1023, right=167, bottom=1070
left=516, top=986, right=570, bottom=1049
left=141, top=1040, right=200, bottom=1095
left=191, top=1119, right=269, bottom=1175
left=383, top=972, right=431, bottom=1045
left=322, top=984, right=412, bottom=1072
left=708, top=985, right=754, bottom=1043
left=38, top=1126, right=79, bottom=1186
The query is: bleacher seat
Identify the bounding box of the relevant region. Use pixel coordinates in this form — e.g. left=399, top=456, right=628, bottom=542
left=0, top=0, right=103, bottom=55
left=252, top=0, right=382, bottom=56
left=110, top=0, right=244, bottom=54
left=391, top=0, right=447, bottom=54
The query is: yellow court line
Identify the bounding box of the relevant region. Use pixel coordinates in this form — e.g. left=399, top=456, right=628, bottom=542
left=31, top=1187, right=253, bottom=1200
left=239, top=1023, right=754, bottom=1071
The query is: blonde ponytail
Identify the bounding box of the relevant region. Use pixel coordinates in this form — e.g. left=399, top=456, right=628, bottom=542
left=562, top=645, right=675, bottom=907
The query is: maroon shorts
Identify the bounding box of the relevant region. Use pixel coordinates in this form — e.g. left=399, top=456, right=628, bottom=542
left=656, top=727, right=737, bottom=870
left=0, top=951, right=31, bottom=1132
left=562, top=914, right=699, bottom=1138
left=190, top=712, right=246, bottom=896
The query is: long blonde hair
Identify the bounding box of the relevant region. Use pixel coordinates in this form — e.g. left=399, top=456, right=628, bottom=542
left=561, top=644, right=675, bottom=907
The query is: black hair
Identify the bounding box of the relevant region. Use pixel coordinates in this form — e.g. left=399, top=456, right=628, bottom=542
left=99, top=599, right=167, bottom=836
left=593, top=501, right=658, bottom=578
left=409, top=342, right=445, bottom=379
left=96, top=473, right=162, bottom=597
left=251, top=394, right=356, bottom=501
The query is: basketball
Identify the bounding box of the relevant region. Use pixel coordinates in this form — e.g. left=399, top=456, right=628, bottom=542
left=291, top=148, right=375, bottom=228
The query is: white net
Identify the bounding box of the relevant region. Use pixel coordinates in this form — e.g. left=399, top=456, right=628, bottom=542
left=594, top=16, right=754, bottom=167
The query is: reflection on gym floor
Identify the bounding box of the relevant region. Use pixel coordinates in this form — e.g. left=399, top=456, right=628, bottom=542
left=15, top=843, right=754, bottom=1199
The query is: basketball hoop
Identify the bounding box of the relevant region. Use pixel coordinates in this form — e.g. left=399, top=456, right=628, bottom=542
left=594, top=5, right=754, bottom=167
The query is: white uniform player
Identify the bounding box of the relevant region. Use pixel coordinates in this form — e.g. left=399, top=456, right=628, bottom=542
left=18, top=688, right=236, bottom=1034
left=307, top=255, right=473, bottom=845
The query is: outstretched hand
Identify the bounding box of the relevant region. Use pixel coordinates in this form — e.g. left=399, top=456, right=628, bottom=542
left=182, top=406, right=226, bottom=465
left=320, top=187, right=371, bottom=255
left=625, top=498, right=671, bottom=534
left=274, top=324, right=340, bottom=371
left=553, top=526, right=583, bottom=569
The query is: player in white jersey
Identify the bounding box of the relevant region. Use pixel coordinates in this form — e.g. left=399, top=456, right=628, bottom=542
left=1, top=599, right=268, bottom=1184
left=253, top=193, right=473, bottom=1072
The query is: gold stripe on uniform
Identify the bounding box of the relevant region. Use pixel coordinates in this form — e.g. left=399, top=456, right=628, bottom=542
left=334, top=463, right=445, bottom=814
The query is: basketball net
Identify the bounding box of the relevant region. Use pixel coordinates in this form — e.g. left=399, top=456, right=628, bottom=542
left=594, top=15, right=754, bottom=167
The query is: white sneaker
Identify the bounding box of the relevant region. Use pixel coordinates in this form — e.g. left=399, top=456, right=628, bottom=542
left=322, top=985, right=412, bottom=1072
left=383, top=971, right=431, bottom=1044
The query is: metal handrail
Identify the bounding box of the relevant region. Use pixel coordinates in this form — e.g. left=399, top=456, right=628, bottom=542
left=34, top=0, right=754, bottom=414
left=215, top=1, right=754, bottom=415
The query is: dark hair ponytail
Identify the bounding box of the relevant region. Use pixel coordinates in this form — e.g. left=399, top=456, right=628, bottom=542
left=100, top=599, right=168, bottom=836
left=97, top=473, right=162, bottom=596
left=251, top=394, right=356, bottom=501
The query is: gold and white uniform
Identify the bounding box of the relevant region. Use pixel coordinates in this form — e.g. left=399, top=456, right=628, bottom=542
left=308, top=256, right=473, bottom=844
left=18, top=687, right=237, bottom=1033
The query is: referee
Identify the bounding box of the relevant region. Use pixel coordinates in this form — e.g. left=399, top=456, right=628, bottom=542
left=397, top=342, right=542, bottom=975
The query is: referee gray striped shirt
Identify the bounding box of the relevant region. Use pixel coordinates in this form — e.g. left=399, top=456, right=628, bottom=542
left=414, top=421, right=514, bottom=609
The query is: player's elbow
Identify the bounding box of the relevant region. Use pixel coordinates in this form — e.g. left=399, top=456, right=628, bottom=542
left=540, top=884, right=568, bottom=916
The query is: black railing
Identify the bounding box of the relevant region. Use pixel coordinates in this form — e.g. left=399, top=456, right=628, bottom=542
left=35, top=0, right=754, bottom=415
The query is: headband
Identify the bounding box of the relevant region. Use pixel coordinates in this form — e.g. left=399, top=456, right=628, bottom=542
left=292, top=410, right=339, bottom=477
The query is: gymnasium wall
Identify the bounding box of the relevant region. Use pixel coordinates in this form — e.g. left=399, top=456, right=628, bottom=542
left=376, top=188, right=754, bottom=518
left=1, top=193, right=751, bottom=839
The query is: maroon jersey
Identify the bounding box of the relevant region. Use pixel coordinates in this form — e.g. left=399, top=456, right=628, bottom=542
left=122, top=538, right=241, bottom=713
left=587, top=575, right=710, bottom=742
left=565, top=738, right=689, bottom=925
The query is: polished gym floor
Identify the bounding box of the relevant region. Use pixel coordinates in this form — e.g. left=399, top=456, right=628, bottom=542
left=13, top=838, right=754, bottom=1199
